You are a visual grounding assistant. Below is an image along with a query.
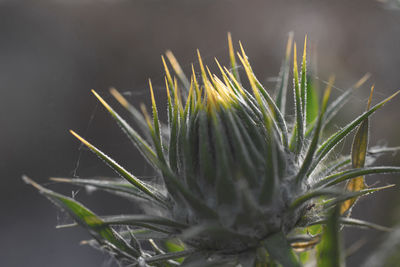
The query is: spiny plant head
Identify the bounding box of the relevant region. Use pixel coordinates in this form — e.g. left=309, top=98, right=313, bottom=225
left=25, top=33, right=400, bottom=266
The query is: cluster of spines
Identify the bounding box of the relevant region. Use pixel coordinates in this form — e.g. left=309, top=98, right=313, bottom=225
left=23, top=33, right=400, bottom=266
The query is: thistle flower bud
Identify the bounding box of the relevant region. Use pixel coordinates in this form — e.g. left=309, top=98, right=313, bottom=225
left=26, top=34, right=400, bottom=266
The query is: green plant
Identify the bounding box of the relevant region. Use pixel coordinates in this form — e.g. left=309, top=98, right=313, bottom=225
left=24, top=33, right=400, bottom=266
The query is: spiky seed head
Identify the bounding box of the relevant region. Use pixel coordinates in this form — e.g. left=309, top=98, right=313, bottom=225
left=25, top=34, right=400, bottom=266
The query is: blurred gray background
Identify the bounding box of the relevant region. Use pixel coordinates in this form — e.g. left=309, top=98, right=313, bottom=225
left=2, top=0, right=400, bottom=266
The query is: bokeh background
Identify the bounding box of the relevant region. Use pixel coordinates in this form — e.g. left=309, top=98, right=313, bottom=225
left=2, top=0, right=400, bottom=266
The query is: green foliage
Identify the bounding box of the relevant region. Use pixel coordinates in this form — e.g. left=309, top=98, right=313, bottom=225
left=317, top=206, right=343, bottom=267
left=25, top=33, right=400, bottom=266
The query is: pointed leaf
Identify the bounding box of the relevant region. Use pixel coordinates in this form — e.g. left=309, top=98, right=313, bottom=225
left=69, top=130, right=167, bottom=206
left=323, top=73, right=370, bottom=128
left=109, top=88, right=152, bottom=141
left=324, top=184, right=395, bottom=210
left=262, top=231, right=301, bottom=267
left=168, top=80, right=179, bottom=173
left=317, top=206, right=343, bottom=267
left=306, top=74, right=319, bottom=125
left=310, top=90, right=400, bottom=175
left=91, top=90, right=160, bottom=169
left=211, top=112, right=237, bottom=206
left=162, top=55, right=174, bottom=95
left=227, top=32, right=241, bottom=83
left=309, top=217, right=392, bottom=232
left=148, top=80, right=167, bottom=164
left=314, top=166, right=400, bottom=188
left=296, top=76, right=332, bottom=184
left=291, top=184, right=394, bottom=210
left=22, top=176, right=140, bottom=259
left=237, top=44, right=289, bottom=147
left=101, top=214, right=188, bottom=230
left=341, top=86, right=374, bottom=214
left=300, top=36, right=308, bottom=124
left=50, top=177, right=158, bottom=203
left=165, top=50, right=191, bottom=91
left=293, top=43, right=304, bottom=157
left=276, top=32, right=293, bottom=114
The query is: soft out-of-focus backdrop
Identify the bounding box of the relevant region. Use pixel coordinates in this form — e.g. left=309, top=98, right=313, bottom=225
left=2, top=0, right=400, bottom=266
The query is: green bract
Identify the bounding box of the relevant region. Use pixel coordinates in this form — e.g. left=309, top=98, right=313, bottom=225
left=25, top=33, right=400, bottom=266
